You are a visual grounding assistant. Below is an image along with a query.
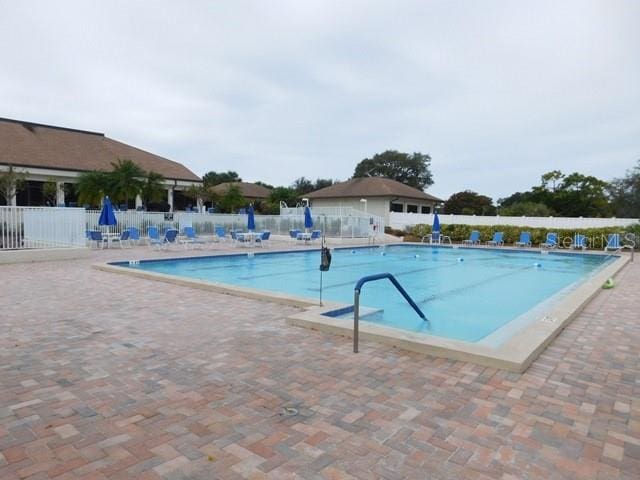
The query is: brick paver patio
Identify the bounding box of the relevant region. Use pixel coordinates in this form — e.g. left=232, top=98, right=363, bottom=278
left=1, top=244, right=638, bottom=479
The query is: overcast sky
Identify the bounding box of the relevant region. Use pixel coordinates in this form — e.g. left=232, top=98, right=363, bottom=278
left=1, top=0, right=638, bottom=200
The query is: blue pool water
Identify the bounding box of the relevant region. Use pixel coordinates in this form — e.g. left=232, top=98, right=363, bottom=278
left=119, top=245, right=615, bottom=343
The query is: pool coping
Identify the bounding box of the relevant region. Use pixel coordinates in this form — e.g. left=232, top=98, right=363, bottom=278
left=93, top=244, right=630, bottom=372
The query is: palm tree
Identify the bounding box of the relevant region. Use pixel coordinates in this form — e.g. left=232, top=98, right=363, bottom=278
left=140, top=171, right=166, bottom=209
left=109, top=158, right=145, bottom=205
left=76, top=171, right=109, bottom=207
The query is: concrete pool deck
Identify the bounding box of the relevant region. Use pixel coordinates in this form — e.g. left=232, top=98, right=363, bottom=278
left=1, top=241, right=639, bottom=479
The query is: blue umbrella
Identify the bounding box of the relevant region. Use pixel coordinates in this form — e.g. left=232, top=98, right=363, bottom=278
left=247, top=205, right=255, bottom=231
left=304, top=206, right=313, bottom=230
left=432, top=211, right=440, bottom=233
left=98, top=196, right=117, bottom=227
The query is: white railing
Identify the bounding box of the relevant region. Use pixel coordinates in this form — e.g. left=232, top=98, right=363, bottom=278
left=2, top=206, right=385, bottom=251
left=181, top=213, right=382, bottom=238
left=389, top=212, right=640, bottom=230
left=281, top=206, right=368, bottom=217
left=1, top=206, right=86, bottom=250
left=86, top=210, right=383, bottom=239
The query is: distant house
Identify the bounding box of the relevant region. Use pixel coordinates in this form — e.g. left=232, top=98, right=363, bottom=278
left=307, top=177, right=443, bottom=224
left=210, top=182, right=272, bottom=202
left=0, top=117, right=201, bottom=210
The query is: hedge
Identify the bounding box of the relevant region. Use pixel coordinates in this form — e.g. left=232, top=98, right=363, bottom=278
left=406, top=223, right=640, bottom=250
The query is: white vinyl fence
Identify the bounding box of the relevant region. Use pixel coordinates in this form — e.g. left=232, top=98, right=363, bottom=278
left=86, top=210, right=382, bottom=239
left=2, top=206, right=383, bottom=251
left=390, top=212, right=640, bottom=230
left=0, top=206, right=86, bottom=250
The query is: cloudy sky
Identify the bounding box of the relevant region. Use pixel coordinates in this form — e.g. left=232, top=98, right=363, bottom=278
left=1, top=0, right=638, bottom=200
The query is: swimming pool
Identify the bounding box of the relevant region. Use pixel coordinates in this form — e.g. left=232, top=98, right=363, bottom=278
left=115, top=245, right=616, bottom=344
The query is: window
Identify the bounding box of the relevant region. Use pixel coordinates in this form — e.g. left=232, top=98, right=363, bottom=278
left=406, top=204, right=418, bottom=213
left=390, top=202, right=404, bottom=212
left=421, top=206, right=431, bottom=214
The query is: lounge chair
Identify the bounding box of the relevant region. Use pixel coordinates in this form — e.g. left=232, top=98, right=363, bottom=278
left=110, top=230, right=131, bottom=249
left=181, top=226, right=207, bottom=249
left=255, top=231, right=271, bottom=248
left=127, top=227, right=141, bottom=245
left=571, top=234, right=587, bottom=250
left=604, top=233, right=621, bottom=251
left=88, top=230, right=107, bottom=249
left=310, top=230, right=321, bottom=243
left=487, top=232, right=504, bottom=246
left=215, top=226, right=226, bottom=242
left=540, top=232, right=558, bottom=249
left=289, top=229, right=301, bottom=243
left=462, top=230, right=481, bottom=246
left=515, top=232, right=532, bottom=248
left=148, top=226, right=161, bottom=246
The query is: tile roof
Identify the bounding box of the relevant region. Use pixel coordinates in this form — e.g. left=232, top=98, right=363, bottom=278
left=0, top=117, right=201, bottom=182
left=307, top=177, right=443, bottom=202
left=210, top=182, right=272, bottom=199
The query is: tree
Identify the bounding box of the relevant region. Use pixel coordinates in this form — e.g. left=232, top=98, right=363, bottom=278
left=76, top=171, right=109, bottom=207
left=109, top=159, right=145, bottom=205
left=292, top=177, right=314, bottom=194
left=0, top=166, right=27, bottom=205
left=254, top=181, right=274, bottom=189
left=202, top=170, right=241, bottom=187
left=608, top=160, right=640, bottom=218
left=217, top=185, right=246, bottom=213
left=499, top=202, right=553, bottom=217
left=313, top=178, right=335, bottom=190
left=443, top=190, right=496, bottom=215
left=499, top=170, right=613, bottom=217
left=353, top=150, right=433, bottom=190
left=262, top=186, right=300, bottom=214
left=42, top=178, right=59, bottom=206
left=551, top=173, right=612, bottom=217
left=140, top=171, right=166, bottom=209
left=540, top=170, right=564, bottom=192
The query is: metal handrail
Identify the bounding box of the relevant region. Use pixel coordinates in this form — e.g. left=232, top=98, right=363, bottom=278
left=353, top=273, right=427, bottom=353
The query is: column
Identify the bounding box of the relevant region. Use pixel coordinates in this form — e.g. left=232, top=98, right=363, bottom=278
left=10, top=192, right=17, bottom=206
left=135, top=194, right=143, bottom=209
left=56, top=182, right=65, bottom=206
left=167, top=188, right=174, bottom=212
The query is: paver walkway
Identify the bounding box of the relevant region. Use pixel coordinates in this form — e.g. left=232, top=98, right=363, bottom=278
left=1, top=245, right=638, bottom=479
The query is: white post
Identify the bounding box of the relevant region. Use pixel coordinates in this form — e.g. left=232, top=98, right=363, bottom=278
left=167, top=189, right=174, bottom=212
left=56, top=182, right=65, bottom=206
left=135, top=194, right=143, bottom=209
left=10, top=192, right=17, bottom=206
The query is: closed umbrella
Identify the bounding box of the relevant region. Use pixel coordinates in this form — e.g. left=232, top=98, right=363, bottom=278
left=304, top=206, right=313, bottom=232
left=432, top=211, right=441, bottom=243
left=99, top=196, right=117, bottom=229
left=432, top=211, right=440, bottom=233
left=247, top=205, right=255, bottom=231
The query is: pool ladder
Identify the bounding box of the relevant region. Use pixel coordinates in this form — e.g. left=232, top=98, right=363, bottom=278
left=353, top=273, right=427, bottom=353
